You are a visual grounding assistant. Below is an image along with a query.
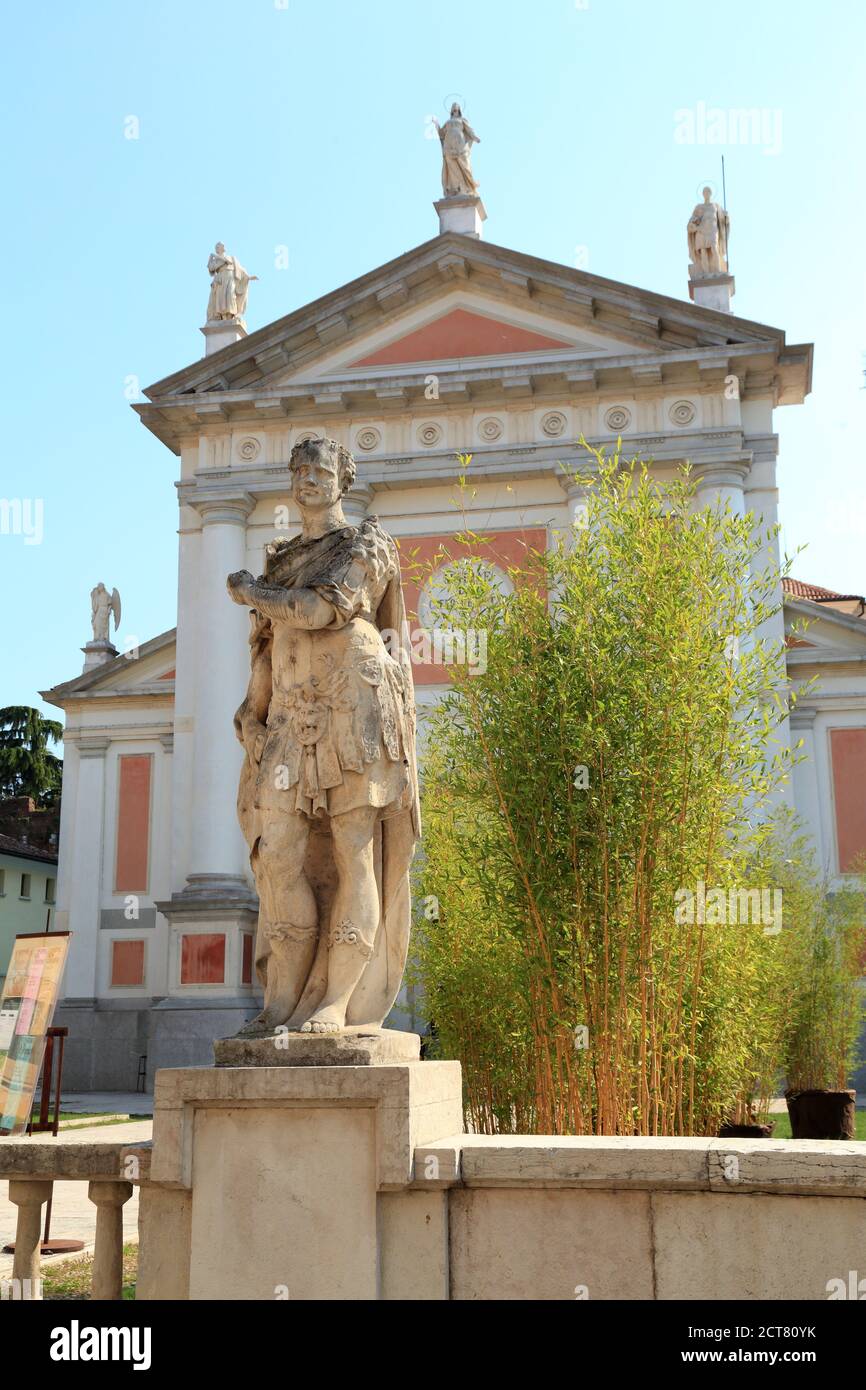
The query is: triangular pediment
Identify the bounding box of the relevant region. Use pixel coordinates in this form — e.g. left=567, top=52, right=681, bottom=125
left=785, top=594, right=866, bottom=663
left=136, top=233, right=812, bottom=452
left=42, top=630, right=177, bottom=707
left=349, top=306, right=572, bottom=367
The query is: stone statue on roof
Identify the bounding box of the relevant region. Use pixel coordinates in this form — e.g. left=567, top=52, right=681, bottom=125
left=206, top=242, right=258, bottom=323
left=688, top=187, right=730, bottom=277
left=434, top=104, right=480, bottom=198
left=90, top=583, right=121, bottom=643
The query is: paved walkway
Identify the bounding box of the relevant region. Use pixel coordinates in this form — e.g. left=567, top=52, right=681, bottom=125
left=61, top=1092, right=154, bottom=1116
left=0, top=1119, right=152, bottom=1281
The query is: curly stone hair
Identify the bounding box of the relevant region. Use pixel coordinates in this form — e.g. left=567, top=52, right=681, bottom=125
left=289, top=436, right=356, bottom=494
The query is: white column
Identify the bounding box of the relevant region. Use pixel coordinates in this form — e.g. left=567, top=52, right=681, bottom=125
left=790, top=708, right=827, bottom=869
left=558, top=463, right=598, bottom=541
left=342, top=482, right=375, bottom=525
left=185, top=497, right=254, bottom=897
left=62, top=736, right=108, bottom=999
left=691, top=461, right=748, bottom=518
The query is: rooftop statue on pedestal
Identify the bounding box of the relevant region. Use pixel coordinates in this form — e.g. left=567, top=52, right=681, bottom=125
left=434, top=103, right=480, bottom=197
left=688, top=186, right=730, bottom=277
left=226, top=438, right=420, bottom=1039
left=90, top=583, right=121, bottom=643
left=206, top=241, right=258, bottom=324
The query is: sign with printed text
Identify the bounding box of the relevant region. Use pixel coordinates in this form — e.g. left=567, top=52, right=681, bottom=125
left=0, top=932, right=69, bottom=1136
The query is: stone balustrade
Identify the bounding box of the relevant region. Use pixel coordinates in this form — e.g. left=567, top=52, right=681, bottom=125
left=0, top=1141, right=150, bottom=1301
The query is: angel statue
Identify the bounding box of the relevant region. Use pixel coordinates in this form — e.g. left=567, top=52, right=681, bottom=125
left=687, top=187, right=730, bottom=276
left=91, top=583, right=121, bottom=643
left=434, top=103, right=480, bottom=197
left=206, top=242, right=258, bottom=323
left=226, top=436, right=420, bottom=1035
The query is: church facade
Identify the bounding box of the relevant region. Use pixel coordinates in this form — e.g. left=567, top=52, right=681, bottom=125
left=43, top=195, right=866, bottom=1091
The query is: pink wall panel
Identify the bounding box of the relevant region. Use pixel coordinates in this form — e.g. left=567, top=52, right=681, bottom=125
left=115, top=754, right=152, bottom=893
left=181, top=933, right=226, bottom=985
left=830, top=728, right=866, bottom=873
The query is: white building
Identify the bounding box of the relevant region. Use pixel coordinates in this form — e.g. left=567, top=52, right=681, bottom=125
left=43, top=195, right=866, bottom=1091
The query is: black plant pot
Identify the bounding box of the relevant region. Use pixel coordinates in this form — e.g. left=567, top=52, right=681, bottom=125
left=717, top=1122, right=775, bottom=1139
left=785, top=1089, right=856, bottom=1140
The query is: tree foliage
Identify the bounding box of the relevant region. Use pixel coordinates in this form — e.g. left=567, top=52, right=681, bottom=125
left=412, top=449, right=811, bottom=1136
left=0, top=706, right=63, bottom=806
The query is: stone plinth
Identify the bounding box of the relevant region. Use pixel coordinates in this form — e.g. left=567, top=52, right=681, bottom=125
left=434, top=194, right=487, bottom=238
left=200, top=318, right=247, bottom=355
left=688, top=270, right=735, bottom=313
left=137, top=1059, right=462, bottom=1301
left=80, top=639, right=117, bottom=672
left=214, top=1026, right=421, bottom=1068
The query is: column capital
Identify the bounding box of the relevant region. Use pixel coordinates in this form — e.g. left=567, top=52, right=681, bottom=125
left=76, top=737, right=111, bottom=759
left=194, top=493, right=255, bottom=526
left=557, top=463, right=599, bottom=499
left=342, top=483, right=376, bottom=522
left=789, top=705, right=818, bottom=731
left=690, top=460, right=750, bottom=491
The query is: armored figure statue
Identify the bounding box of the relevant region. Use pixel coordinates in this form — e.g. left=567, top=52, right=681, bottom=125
left=226, top=437, right=420, bottom=1035
left=688, top=186, right=730, bottom=276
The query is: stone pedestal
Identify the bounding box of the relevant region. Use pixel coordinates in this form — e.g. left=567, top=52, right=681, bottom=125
left=214, top=1026, right=421, bottom=1068
left=434, top=194, right=487, bottom=239
left=200, top=318, right=248, bottom=355
left=80, top=639, right=117, bottom=672
left=688, top=270, right=735, bottom=313
left=138, top=1057, right=463, bottom=1301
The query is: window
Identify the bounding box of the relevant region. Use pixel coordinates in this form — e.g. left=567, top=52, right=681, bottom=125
left=44, top=877, right=56, bottom=904
left=0, top=869, right=5, bottom=896
left=19, top=873, right=31, bottom=899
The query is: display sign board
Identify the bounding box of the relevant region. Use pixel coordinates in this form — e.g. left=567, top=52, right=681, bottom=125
left=0, top=932, right=70, bottom=1136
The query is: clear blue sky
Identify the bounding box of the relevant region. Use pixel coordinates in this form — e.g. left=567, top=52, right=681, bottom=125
left=3, top=0, right=865, bottom=723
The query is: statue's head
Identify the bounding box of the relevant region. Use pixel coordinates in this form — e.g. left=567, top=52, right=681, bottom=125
left=289, top=436, right=356, bottom=509
left=702, top=186, right=712, bottom=202
left=215, top=241, right=225, bottom=253
left=450, top=103, right=462, bottom=117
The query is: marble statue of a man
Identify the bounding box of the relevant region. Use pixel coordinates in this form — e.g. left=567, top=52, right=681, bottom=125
left=434, top=103, right=480, bottom=197
left=688, top=187, right=730, bottom=276
left=90, top=583, right=121, bottom=642
left=226, top=438, right=420, bottom=1035
left=206, top=242, right=258, bottom=322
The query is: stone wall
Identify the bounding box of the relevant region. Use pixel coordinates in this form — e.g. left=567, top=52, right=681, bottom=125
left=136, top=1060, right=866, bottom=1301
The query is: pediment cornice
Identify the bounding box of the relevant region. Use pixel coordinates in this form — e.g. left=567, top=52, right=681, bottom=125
left=136, top=235, right=811, bottom=454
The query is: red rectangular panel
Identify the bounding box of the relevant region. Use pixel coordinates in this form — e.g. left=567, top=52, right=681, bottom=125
left=830, top=728, right=866, bottom=873
left=242, top=933, right=253, bottom=985
left=115, top=754, right=152, bottom=893
left=111, top=939, right=145, bottom=988
left=181, top=933, right=226, bottom=985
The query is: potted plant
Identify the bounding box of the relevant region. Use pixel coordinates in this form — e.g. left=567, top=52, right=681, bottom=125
left=782, top=876, right=866, bottom=1140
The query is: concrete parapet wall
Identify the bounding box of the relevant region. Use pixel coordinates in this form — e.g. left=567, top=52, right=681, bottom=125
left=136, top=1064, right=866, bottom=1301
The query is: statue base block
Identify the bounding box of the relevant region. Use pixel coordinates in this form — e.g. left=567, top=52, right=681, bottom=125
left=213, top=1025, right=421, bottom=1068
left=138, top=1058, right=463, bottom=1299
left=434, top=194, right=487, bottom=239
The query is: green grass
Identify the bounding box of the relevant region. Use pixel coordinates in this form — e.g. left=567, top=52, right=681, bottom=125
left=25, top=1112, right=152, bottom=1132
left=42, top=1243, right=137, bottom=1301
left=57, top=1113, right=151, bottom=1131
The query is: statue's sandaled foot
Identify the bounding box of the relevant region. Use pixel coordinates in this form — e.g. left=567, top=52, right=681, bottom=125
left=300, top=1004, right=345, bottom=1034
left=236, top=1009, right=283, bottom=1038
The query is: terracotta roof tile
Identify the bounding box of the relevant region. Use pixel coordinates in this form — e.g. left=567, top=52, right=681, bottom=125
left=783, top=578, right=865, bottom=604
left=0, top=832, right=58, bottom=864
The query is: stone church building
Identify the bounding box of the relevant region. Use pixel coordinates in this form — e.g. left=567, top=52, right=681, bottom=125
left=43, top=186, right=866, bottom=1091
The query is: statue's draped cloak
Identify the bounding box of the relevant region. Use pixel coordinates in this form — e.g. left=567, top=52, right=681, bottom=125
left=234, top=518, right=420, bottom=1027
